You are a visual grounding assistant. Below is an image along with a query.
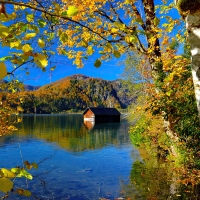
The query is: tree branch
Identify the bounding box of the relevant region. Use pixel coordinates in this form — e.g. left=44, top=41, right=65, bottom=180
left=0, top=0, right=121, bottom=43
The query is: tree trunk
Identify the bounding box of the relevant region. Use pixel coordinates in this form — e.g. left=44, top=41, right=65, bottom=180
left=185, top=11, right=200, bottom=123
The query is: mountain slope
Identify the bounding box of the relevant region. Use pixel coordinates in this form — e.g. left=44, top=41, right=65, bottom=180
left=18, top=75, right=136, bottom=113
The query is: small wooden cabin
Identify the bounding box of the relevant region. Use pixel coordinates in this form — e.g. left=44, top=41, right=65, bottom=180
left=83, top=107, right=121, bottom=122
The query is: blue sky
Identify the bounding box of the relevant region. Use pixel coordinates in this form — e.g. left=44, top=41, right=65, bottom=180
left=3, top=50, right=125, bottom=86
left=2, top=0, right=181, bottom=86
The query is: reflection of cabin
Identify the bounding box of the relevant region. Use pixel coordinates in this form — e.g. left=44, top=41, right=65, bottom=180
left=83, top=120, right=95, bottom=130
left=83, top=107, right=121, bottom=123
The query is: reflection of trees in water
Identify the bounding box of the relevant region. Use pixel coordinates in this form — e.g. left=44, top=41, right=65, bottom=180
left=3, top=114, right=130, bottom=152
left=122, top=152, right=200, bottom=200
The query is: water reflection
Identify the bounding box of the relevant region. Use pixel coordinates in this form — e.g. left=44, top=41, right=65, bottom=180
left=121, top=148, right=200, bottom=200
left=1, top=115, right=198, bottom=199
left=0, top=114, right=130, bottom=152
left=0, top=114, right=134, bottom=199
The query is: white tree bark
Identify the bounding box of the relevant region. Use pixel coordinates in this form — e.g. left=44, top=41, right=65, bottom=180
left=185, top=11, right=200, bottom=123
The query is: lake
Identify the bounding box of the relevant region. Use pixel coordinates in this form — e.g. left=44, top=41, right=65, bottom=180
left=0, top=114, right=198, bottom=199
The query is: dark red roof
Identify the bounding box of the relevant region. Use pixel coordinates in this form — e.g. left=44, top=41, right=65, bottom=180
left=83, top=107, right=121, bottom=116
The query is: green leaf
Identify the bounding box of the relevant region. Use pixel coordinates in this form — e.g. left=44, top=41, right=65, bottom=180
left=67, top=6, right=78, bottom=17
left=154, top=17, right=160, bottom=26
left=114, top=21, right=123, bottom=29
left=24, top=33, right=37, bottom=40
left=38, top=19, right=46, bottom=28
left=87, top=46, right=93, bottom=55
left=113, top=50, right=121, bottom=58
left=135, top=18, right=143, bottom=24
left=34, top=54, right=48, bottom=68
left=17, top=169, right=33, bottom=180
left=61, top=11, right=68, bottom=16
left=60, top=49, right=68, bottom=55
left=94, top=59, right=101, bottom=68
left=130, top=36, right=137, bottom=43
left=81, top=40, right=88, bottom=48
left=47, top=32, right=55, bottom=41
left=59, top=33, right=68, bottom=44
left=28, top=24, right=40, bottom=33
left=0, top=56, right=12, bottom=61
left=0, top=178, right=13, bottom=193
left=26, top=14, right=34, bottom=22
left=0, top=62, right=7, bottom=79
left=24, top=190, right=31, bottom=197
left=1, top=168, right=15, bottom=178
left=38, top=38, right=45, bottom=48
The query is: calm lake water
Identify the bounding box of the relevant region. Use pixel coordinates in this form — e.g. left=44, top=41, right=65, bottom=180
left=0, top=114, right=199, bottom=199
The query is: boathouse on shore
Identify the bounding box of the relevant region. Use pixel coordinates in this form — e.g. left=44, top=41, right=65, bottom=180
left=83, top=107, right=121, bottom=122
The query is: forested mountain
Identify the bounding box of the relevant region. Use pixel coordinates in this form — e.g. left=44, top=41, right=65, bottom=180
left=7, top=75, right=136, bottom=114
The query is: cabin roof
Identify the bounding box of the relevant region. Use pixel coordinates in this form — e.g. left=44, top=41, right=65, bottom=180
left=83, top=107, right=121, bottom=116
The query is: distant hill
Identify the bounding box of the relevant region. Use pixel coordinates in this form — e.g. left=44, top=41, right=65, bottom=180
left=24, top=85, right=40, bottom=91
left=2, top=75, right=136, bottom=113
left=0, top=79, right=40, bottom=91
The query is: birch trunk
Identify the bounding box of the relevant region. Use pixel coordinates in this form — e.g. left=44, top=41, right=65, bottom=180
left=185, top=11, right=200, bottom=123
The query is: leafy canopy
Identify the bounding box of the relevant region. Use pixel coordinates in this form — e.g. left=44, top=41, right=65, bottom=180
left=0, top=0, right=180, bottom=80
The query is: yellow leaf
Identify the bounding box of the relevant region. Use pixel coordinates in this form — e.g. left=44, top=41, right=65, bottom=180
left=87, top=46, right=93, bottom=55
left=67, top=6, right=78, bottom=17
left=154, top=17, right=160, bottom=26
left=24, top=190, right=31, bottom=197
left=10, top=40, right=21, bottom=48
left=38, top=38, right=45, bottom=48
left=0, top=178, right=13, bottom=193
left=1, top=168, right=15, bottom=178
left=24, top=33, right=36, bottom=40
left=0, top=24, right=9, bottom=37
left=0, top=62, right=7, bottom=79
left=174, top=55, right=182, bottom=59
left=34, top=54, right=48, bottom=68
left=26, top=14, right=34, bottom=22
left=22, top=44, right=32, bottom=53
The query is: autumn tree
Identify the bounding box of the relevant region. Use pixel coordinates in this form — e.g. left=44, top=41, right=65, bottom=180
left=0, top=0, right=198, bottom=132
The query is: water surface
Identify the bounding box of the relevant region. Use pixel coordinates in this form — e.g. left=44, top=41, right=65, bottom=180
left=0, top=114, right=138, bottom=199
left=1, top=114, right=197, bottom=199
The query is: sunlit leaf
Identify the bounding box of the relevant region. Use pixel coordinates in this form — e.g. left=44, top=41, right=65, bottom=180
left=154, top=17, right=160, bottom=26
left=0, top=56, right=12, bottom=61
left=22, top=44, right=32, bottom=53
left=11, top=168, right=20, bottom=174
left=16, top=169, right=33, bottom=180
left=67, top=6, right=78, bottom=17
left=87, top=46, right=93, bottom=55
left=26, top=14, right=34, bottom=22
left=34, top=54, right=48, bottom=68
left=10, top=40, right=21, bottom=48
left=24, top=33, right=37, bottom=40
left=38, top=38, right=45, bottom=48
left=1, top=168, right=15, bottom=178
